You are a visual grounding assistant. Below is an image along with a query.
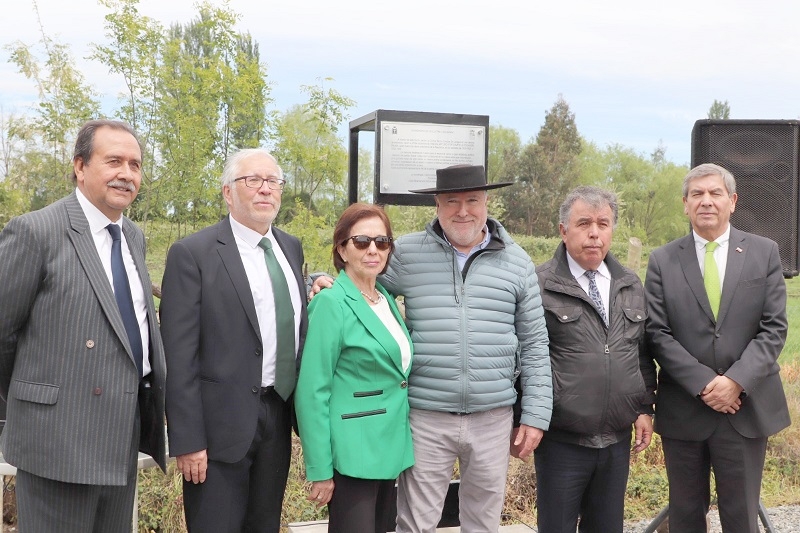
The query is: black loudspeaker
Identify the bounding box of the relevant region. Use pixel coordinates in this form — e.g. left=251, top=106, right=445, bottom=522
left=691, top=119, right=800, bottom=277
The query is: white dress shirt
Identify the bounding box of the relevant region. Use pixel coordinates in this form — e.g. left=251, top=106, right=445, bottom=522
left=229, top=215, right=302, bottom=387
left=566, top=252, right=611, bottom=321
left=75, top=188, right=151, bottom=376
left=692, top=225, right=731, bottom=292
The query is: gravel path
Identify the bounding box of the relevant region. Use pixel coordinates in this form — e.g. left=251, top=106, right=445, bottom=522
left=623, top=506, right=800, bottom=532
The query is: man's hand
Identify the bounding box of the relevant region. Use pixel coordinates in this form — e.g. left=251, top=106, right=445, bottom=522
left=308, top=275, right=334, bottom=301
left=510, top=424, right=544, bottom=461
left=176, top=449, right=208, bottom=484
left=632, top=414, right=653, bottom=453
left=700, top=375, right=743, bottom=414
left=307, top=478, right=335, bottom=507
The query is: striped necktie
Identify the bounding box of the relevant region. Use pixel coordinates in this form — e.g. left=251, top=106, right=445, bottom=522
left=585, top=269, right=608, bottom=327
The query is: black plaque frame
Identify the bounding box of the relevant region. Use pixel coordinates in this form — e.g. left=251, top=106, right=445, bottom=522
left=348, top=109, right=490, bottom=206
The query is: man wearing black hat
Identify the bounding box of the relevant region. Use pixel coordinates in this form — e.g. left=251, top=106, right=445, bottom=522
left=383, top=164, right=552, bottom=532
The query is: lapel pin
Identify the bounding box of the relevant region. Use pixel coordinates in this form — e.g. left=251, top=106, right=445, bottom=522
left=735, top=247, right=743, bottom=253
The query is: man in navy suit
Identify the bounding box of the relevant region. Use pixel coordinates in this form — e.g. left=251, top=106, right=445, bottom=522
left=160, top=148, right=307, bottom=533
left=645, top=163, right=791, bottom=532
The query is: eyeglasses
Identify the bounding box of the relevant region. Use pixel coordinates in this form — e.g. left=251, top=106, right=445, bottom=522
left=234, top=175, right=286, bottom=190
left=343, top=235, right=393, bottom=251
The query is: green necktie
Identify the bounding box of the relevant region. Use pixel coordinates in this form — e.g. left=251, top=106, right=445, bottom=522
left=258, top=238, right=296, bottom=400
left=704, top=241, right=721, bottom=319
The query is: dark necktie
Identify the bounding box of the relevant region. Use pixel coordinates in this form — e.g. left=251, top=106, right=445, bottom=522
left=585, top=269, right=608, bottom=327
left=258, top=238, right=296, bottom=400
left=106, top=224, right=144, bottom=378
left=704, top=241, right=721, bottom=319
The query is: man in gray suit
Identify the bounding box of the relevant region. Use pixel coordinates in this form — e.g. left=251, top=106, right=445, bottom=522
left=0, top=119, right=167, bottom=531
left=645, top=163, right=790, bottom=532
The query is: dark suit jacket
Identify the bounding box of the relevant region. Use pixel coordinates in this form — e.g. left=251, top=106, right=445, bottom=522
left=0, top=192, right=167, bottom=485
left=644, top=227, right=790, bottom=440
left=160, top=216, right=307, bottom=462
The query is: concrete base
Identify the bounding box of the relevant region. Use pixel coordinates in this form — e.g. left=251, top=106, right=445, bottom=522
left=286, top=522, right=534, bottom=532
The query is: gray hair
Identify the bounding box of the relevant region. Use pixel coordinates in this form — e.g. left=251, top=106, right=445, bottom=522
left=220, top=148, right=284, bottom=188
left=559, top=186, right=619, bottom=228
left=71, top=119, right=141, bottom=183
left=682, top=163, right=736, bottom=198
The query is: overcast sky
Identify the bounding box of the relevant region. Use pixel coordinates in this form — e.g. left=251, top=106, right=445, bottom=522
left=2, top=0, right=799, bottom=165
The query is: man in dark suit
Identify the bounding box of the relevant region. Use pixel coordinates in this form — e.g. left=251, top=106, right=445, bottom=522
left=0, top=119, right=167, bottom=531
left=645, top=163, right=791, bottom=533
left=160, top=148, right=307, bottom=533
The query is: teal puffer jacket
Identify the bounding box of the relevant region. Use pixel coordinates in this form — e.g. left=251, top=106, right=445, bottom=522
left=380, top=218, right=552, bottom=430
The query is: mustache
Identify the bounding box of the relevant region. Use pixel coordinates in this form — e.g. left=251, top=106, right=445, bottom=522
left=107, top=180, right=136, bottom=192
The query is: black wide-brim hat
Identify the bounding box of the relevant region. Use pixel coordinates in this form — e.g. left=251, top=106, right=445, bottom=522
left=409, top=164, right=514, bottom=194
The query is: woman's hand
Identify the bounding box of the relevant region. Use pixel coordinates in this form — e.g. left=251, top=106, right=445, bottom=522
left=307, top=478, right=335, bottom=507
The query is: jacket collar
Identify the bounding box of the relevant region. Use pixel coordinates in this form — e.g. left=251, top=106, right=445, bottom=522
left=336, top=270, right=410, bottom=376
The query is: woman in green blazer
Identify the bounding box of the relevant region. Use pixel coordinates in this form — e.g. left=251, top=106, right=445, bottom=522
left=295, top=203, right=414, bottom=533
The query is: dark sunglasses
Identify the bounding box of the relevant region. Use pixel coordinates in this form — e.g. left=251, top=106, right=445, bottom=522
left=343, top=235, right=393, bottom=251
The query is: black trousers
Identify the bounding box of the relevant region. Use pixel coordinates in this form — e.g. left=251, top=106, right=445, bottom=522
left=662, top=417, right=767, bottom=533
left=534, top=437, right=631, bottom=533
left=327, top=470, right=396, bottom=533
left=183, top=388, right=291, bottom=533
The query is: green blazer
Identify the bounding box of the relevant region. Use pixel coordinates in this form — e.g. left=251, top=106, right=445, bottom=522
left=295, top=270, right=414, bottom=481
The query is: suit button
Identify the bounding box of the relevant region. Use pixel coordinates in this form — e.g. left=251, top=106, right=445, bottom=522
left=252, top=386, right=259, bottom=393
left=93, top=387, right=102, bottom=396
left=717, top=368, right=725, bottom=375
left=255, top=348, right=262, bottom=356
left=400, top=381, right=408, bottom=389
left=86, top=340, right=95, bottom=349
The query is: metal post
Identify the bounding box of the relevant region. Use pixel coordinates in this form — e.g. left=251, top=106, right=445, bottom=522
left=642, top=504, right=669, bottom=533
left=643, top=501, right=775, bottom=532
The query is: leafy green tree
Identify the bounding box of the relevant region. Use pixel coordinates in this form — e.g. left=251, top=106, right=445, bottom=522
left=5, top=9, right=101, bottom=211
left=500, top=95, right=581, bottom=236
left=708, top=99, right=731, bottom=119
left=487, top=125, right=521, bottom=185
left=272, top=79, right=354, bottom=219
left=578, top=142, right=687, bottom=245
left=147, top=2, right=271, bottom=234
left=92, top=0, right=165, bottom=228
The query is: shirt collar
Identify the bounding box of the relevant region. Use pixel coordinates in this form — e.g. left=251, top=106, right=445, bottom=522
left=693, top=224, right=731, bottom=249
left=75, top=188, right=122, bottom=234
left=565, top=250, right=610, bottom=281
left=229, top=214, right=274, bottom=248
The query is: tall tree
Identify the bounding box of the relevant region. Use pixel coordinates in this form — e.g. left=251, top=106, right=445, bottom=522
left=487, top=125, right=521, bottom=185
left=92, top=0, right=165, bottom=227
left=5, top=5, right=100, bottom=211
left=708, top=99, right=731, bottom=119
left=149, top=2, right=272, bottom=233
left=272, top=78, right=354, bottom=221
left=578, top=142, right=687, bottom=245
left=501, top=95, right=581, bottom=236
